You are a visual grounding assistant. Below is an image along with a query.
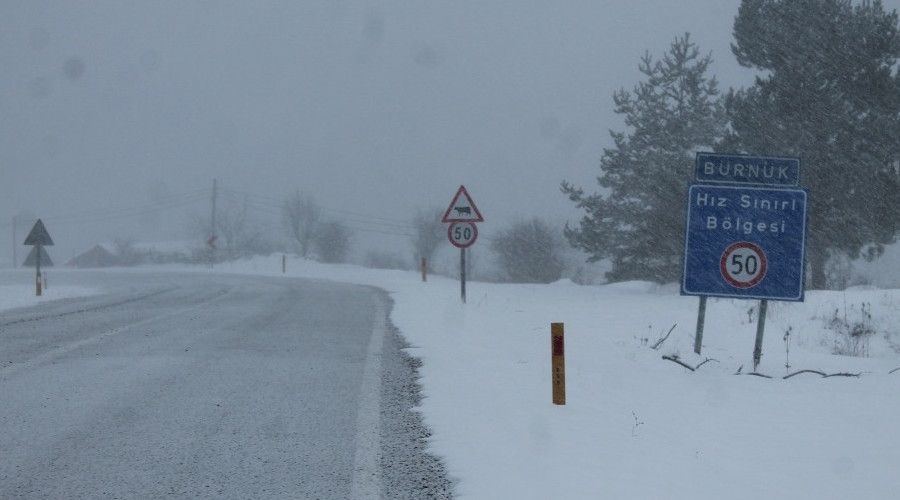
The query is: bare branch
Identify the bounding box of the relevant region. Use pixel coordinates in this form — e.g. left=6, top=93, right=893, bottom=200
left=662, top=355, right=695, bottom=372
left=650, top=323, right=677, bottom=350
left=694, top=358, right=719, bottom=370
left=746, top=372, right=773, bottom=379
left=783, top=369, right=826, bottom=379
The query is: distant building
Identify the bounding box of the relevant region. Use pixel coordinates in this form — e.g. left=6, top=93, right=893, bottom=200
left=68, top=245, right=119, bottom=268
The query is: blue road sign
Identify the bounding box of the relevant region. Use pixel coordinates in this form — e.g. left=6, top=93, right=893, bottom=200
left=681, top=184, right=808, bottom=301
left=695, top=152, right=800, bottom=186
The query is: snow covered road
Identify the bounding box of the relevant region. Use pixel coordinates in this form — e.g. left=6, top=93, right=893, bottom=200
left=0, top=270, right=449, bottom=499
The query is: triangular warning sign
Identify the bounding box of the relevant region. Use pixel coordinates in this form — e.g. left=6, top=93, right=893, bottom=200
left=23, top=246, right=53, bottom=267
left=24, top=219, right=54, bottom=246
left=442, top=185, right=484, bottom=223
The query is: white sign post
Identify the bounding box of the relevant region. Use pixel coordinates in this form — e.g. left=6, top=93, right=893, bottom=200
left=442, top=186, right=484, bottom=303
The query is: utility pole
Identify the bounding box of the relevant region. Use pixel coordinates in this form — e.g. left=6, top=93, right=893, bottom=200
left=11, top=216, right=16, bottom=268
left=210, top=178, right=217, bottom=268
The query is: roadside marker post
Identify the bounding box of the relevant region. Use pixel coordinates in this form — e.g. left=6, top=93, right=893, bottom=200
left=682, top=153, right=807, bottom=365
left=282, top=254, right=286, bottom=274
left=442, top=185, right=484, bottom=304
left=551, top=323, right=566, bottom=405
left=421, top=257, right=427, bottom=282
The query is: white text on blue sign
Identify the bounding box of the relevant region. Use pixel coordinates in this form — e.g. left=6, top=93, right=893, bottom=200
left=681, top=184, right=807, bottom=301
left=695, top=152, right=800, bottom=186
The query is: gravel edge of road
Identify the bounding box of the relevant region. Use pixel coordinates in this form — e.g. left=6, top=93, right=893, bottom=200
left=379, top=294, right=455, bottom=499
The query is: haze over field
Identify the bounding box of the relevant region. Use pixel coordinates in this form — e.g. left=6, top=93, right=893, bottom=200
left=0, top=1, right=770, bottom=261
left=2, top=3, right=900, bottom=497
left=2, top=1, right=899, bottom=275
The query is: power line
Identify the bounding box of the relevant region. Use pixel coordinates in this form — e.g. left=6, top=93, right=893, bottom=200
left=223, top=188, right=418, bottom=228
left=222, top=186, right=499, bottom=242
left=1, top=183, right=495, bottom=245
left=0, top=189, right=208, bottom=229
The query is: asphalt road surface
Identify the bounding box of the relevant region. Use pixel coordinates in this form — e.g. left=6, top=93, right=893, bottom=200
left=0, top=270, right=451, bottom=499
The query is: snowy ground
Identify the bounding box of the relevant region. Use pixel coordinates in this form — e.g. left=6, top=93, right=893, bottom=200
left=0, top=282, right=98, bottom=312
left=186, top=255, right=899, bottom=500
left=9, top=258, right=900, bottom=499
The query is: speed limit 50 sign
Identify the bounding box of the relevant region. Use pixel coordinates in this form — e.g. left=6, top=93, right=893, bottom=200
left=681, top=184, right=807, bottom=301
left=720, top=241, right=767, bottom=288
left=448, top=222, right=478, bottom=248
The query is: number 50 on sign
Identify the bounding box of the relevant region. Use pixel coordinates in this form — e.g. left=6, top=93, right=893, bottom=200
left=448, top=222, right=478, bottom=248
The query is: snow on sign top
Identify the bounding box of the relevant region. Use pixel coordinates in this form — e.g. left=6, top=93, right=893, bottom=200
left=442, top=185, right=484, bottom=223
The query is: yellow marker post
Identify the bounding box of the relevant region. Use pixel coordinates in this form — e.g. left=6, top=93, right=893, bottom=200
left=551, top=323, right=565, bottom=405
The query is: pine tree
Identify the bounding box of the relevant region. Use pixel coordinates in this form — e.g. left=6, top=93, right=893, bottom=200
left=563, top=34, right=726, bottom=282
left=724, top=0, right=900, bottom=289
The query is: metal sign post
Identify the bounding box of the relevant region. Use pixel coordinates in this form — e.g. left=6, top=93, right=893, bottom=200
left=682, top=153, right=807, bottom=368
left=753, top=299, right=768, bottom=370
left=443, top=186, right=484, bottom=304
left=693, top=296, right=707, bottom=355
left=448, top=223, right=478, bottom=304
left=35, top=244, right=42, bottom=296
left=460, top=248, right=466, bottom=304
left=23, top=219, right=54, bottom=297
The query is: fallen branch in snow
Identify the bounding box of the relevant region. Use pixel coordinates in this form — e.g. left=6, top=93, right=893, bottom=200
left=662, top=355, right=695, bottom=372
left=661, top=355, right=720, bottom=373
left=747, top=372, right=773, bottom=379
left=782, top=370, right=861, bottom=379
left=889, top=367, right=900, bottom=375
left=783, top=369, right=826, bottom=379
left=650, top=323, right=677, bottom=350
left=694, top=358, right=719, bottom=370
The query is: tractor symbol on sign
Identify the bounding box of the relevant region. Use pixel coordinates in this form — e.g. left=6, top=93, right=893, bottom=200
left=454, top=207, right=471, bottom=216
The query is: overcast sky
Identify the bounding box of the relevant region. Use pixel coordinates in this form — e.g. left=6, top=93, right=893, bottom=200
left=1, top=1, right=898, bottom=263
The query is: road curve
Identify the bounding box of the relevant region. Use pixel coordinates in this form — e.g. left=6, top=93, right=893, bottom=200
left=0, top=270, right=451, bottom=499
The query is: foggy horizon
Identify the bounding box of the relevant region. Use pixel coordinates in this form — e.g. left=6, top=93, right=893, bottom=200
left=2, top=1, right=897, bottom=265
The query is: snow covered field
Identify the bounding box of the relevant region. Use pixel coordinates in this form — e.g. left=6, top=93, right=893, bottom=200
left=5, top=259, right=898, bottom=499
left=0, top=283, right=99, bottom=313
left=201, top=255, right=900, bottom=500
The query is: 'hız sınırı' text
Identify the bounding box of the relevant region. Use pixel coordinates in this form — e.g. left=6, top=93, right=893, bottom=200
left=696, top=191, right=800, bottom=235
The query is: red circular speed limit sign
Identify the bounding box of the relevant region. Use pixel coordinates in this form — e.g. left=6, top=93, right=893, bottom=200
left=448, top=222, right=478, bottom=248
left=720, top=241, right=767, bottom=288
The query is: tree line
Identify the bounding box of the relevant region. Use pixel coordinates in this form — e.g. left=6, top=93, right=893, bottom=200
left=103, top=1, right=900, bottom=289
left=563, top=0, right=900, bottom=289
